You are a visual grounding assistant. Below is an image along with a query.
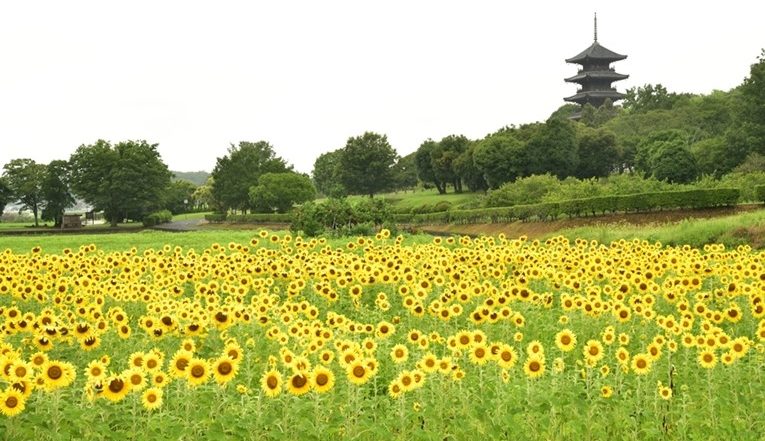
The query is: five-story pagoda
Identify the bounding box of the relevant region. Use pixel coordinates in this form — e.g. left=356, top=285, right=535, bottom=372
left=564, top=14, right=628, bottom=111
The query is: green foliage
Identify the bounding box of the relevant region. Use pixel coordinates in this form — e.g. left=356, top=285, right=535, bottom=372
left=453, top=142, right=488, bottom=192
left=622, top=83, right=691, bottom=113
left=2, top=158, right=47, bottom=226
left=485, top=174, right=561, bottom=207
left=41, top=160, right=76, bottom=227
left=473, top=132, right=526, bottom=189
left=736, top=49, right=765, bottom=152
left=171, top=170, right=209, bottom=186
left=756, top=185, right=765, bottom=203
left=575, top=127, right=619, bottom=178
left=650, top=140, right=699, bottom=184
left=163, top=180, right=198, bottom=214
left=225, top=213, right=292, bottom=223
left=390, top=152, right=418, bottom=191
left=526, top=118, right=578, bottom=178
left=0, top=176, right=12, bottom=218
left=142, top=209, right=173, bottom=227
left=290, top=197, right=394, bottom=236
left=210, top=141, right=291, bottom=213
left=69, top=140, right=173, bottom=226
left=204, top=213, right=227, bottom=223
left=312, top=149, right=347, bottom=197
left=249, top=172, right=316, bottom=213
left=339, top=132, right=398, bottom=197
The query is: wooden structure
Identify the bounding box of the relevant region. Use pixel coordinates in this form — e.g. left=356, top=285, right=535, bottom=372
left=564, top=14, right=628, bottom=110
left=61, top=214, right=84, bottom=229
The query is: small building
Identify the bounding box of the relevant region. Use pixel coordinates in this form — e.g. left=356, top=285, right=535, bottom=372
left=61, top=214, right=84, bottom=229
left=564, top=14, right=628, bottom=112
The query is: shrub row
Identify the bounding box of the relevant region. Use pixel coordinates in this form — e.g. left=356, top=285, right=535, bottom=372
left=399, top=188, right=740, bottom=225
left=756, top=185, right=765, bottom=204
left=205, top=213, right=292, bottom=223
left=142, top=210, right=173, bottom=227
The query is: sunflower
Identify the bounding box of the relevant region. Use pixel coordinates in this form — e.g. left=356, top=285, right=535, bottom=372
left=418, top=353, right=439, bottom=373
left=287, top=371, right=311, bottom=396
left=631, top=353, right=652, bottom=375
left=600, top=385, right=613, bottom=399
left=312, top=366, right=335, bottom=394
left=143, top=352, right=162, bottom=372
left=468, top=344, right=490, bottom=366
left=583, top=340, right=605, bottom=364
left=698, top=350, right=717, bottom=369
left=8, top=360, right=34, bottom=382
left=388, top=380, right=403, bottom=399
left=169, top=350, right=193, bottom=378
left=128, top=351, right=146, bottom=369
left=142, top=387, right=163, bottom=410
left=212, top=356, right=239, bottom=386
left=261, top=369, right=283, bottom=397
left=40, top=360, right=76, bottom=391
left=523, top=356, right=545, bottom=379
left=102, top=374, right=131, bottom=402
left=554, top=329, right=577, bottom=352
left=0, top=388, right=25, bottom=417
left=397, top=370, right=415, bottom=392
left=390, top=344, right=409, bottom=364
left=152, top=372, right=171, bottom=388
left=526, top=340, right=544, bottom=357
left=126, top=368, right=147, bottom=391
left=85, top=360, right=108, bottom=382
left=347, top=360, right=372, bottom=386
left=223, top=341, right=243, bottom=362
left=658, top=385, right=672, bottom=400
left=186, top=358, right=210, bottom=387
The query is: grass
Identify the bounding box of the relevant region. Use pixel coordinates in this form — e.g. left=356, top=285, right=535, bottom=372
left=316, top=188, right=479, bottom=212
left=172, top=211, right=212, bottom=221
left=549, top=208, right=765, bottom=249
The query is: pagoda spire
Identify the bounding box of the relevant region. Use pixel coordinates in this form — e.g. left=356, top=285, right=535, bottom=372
left=594, top=12, right=598, bottom=42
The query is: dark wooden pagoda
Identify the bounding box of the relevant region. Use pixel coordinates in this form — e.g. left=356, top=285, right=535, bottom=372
left=564, top=14, right=628, bottom=110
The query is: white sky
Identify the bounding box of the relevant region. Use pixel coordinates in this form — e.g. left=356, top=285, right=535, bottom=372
left=0, top=1, right=762, bottom=175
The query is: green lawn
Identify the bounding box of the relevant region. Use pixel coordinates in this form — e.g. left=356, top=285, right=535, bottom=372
left=316, top=188, right=480, bottom=212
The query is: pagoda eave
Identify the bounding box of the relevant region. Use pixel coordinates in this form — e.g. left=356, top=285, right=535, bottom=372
left=564, top=72, right=629, bottom=83
left=564, top=91, right=626, bottom=104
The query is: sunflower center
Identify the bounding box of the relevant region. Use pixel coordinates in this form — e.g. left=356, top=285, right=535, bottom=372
left=191, top=365, right=205, bottom=378
left=131, top=374, right=142, bottom=385
left=637, top=359, right=647, bottom=369
left=5, top=396, right=18, bottom=408
left=109, top=378, right=125, bottom=393
left=703, top=354, right=713, bottom=363
left=218, top=362, right=232, bottom=375
left=267, top=375, right=278, bottom=389
left=15, top=366, right=27, bottom=377
left=48, top=365, right=63, bottom=380
left=501, top=351, right=512, bottom=362
left=292, top=374, right=307, bottom=388
left=147, top=393, right=157, bottom=403
left=227, top=350, right=239, bottom=360
left=475, top=348, right=485, bottom=358
left=402, top=376, right=412, bottom=386
left=530, top=361, right=541, bottom=372
left=561, top=335, right=571, bottom=345
left=176, top=359, right=189, bottom=371
left=316, top=373, right=329, bottom=386
left=589, top=346, right=599, bottom=356
left=91, top=367, right=102, bottom=376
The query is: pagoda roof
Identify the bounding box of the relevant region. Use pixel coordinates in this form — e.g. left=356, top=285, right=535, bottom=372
left=564, top=90, right=626, bottom=104
left=565, top=70, right=629, bottom=83
left=566, top=41, right=627, bottom=64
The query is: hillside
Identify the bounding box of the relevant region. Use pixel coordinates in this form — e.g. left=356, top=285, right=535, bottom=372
left=171, top=170, right=209, bottom=186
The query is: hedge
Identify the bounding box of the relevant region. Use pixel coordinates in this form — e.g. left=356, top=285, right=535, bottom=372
left=204, top=213, right=292, bottom=223
left=142, top=210, right=173, bottom=227
left=404, top=188, right=740, bottom=225
left=756, top=185, right=765, bottom=204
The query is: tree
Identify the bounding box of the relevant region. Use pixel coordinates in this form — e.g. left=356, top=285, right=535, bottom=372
left=69, top=140, right=172, bottom=226
left=623, top=84, right=690, bottom=113
left=650, top=141, right=699, bottom=184
left=192, top=176, right=217, bottom=211
left=453, top=143, right=488, bottom=192
left=41, top=160, right=75, bottom=227
left=734, top=49, right=765, bottom=157
left=575, top=127, right=619, bottom=178
left=390, top=152, right=418, bottom=191
left=0, top=177, right=12, bottom=219
left=339, top=132, right=398, bottom=197
left=473, top=132, right=527, bottom=189
left=634, top=130, right=688, bottom=175
left=211, top=141, right=291, bottom=213
left=432, top=135, right=470, bottom=193
left=526, top=118, right=579, bottom=178
left=312, top=149, right=347, bottom=197
left=415, top=140, right=445, bottom=194
left=249, top=172, right=316, bottom=213
left=2, top=158, right=46, bottom=226
left=164, top=180, right=198, bottom=214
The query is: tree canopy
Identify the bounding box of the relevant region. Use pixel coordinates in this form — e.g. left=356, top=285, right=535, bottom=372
left=339, top=132, right=398, bottom=197
left=69, top=140, right=172, bottom=226
left=249, top=172, right=316, bottom=213
left=2, top=158, right=46, bottom=226
left=41, top=160, right=75, bottom=227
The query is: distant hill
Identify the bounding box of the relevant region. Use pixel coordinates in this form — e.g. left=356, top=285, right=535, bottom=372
left=172, top=171, right=210, bottom=186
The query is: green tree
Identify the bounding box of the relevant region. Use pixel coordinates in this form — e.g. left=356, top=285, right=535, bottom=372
left=390, top=152, right=418, bottom=191
left=415, top=140, right=445, bottom=194
left=432, top=135, right=470, bottom=193
left=635, top=130, right=688, bottom=175
left=41, top=160, right=75, bottom=227
left=473, top=132, right=527, bottom=189
left=526, top=118, right=579, bottom=178
left=0, top=176, right=12, bottom=219
left=2, top=158, right=46, bottom=226
left=210, top=141, right=291, bottom=213
left=339, top=132, right=398, bottom=197
left=623, top=84, right=690, bottom=113
left=69, top=140, right=172, bottom=226
left=575, top=127, right=619, bottom=178
left=164, top=180, right=198, bottom=214
left=650, top=141, right=699, bottom=184
left=454, top=143, right=488, bottom=192
left=249, top=172, right=316, bottom=213
left=691, top=136, right=729, bottom=177
left=733, top=49, right=765, bottom=158
left=312, top=149, right=347, bottom=197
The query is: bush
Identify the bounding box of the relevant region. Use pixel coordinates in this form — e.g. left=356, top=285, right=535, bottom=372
left=290, top=197, right=395, bottom=237
left=142, top=210, right=173, bottom=227
left=755, top=185, right=765, bottom=204
left=204, top=213, right=227, bottom=223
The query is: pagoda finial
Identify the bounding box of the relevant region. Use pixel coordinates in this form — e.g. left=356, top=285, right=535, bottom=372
left=594, top=12, right=598, bottom=42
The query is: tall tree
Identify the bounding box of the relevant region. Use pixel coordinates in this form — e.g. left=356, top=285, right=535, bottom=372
left=526, top=118, right=579, bottom=178
left=453, top=143, right=488, bottom=192
left=249, top=172, right=316, bottom=213
left=0, top=176, right=13, bottom=219
left=163, top=180, right=198, bottom=214
left=390, top=152, right=418, bottom=191
left=575, top=127, right=619, bottom=178
left=69, top=140, right=172, bottom=226
left=473, top=132, right=527, bottom=189
left=735, top=49, right=765, bottom=156
left=312, top=149, right=347, bottom=197
left=210, top=141, right=290, bottom=213
left=2, top=158, right=46, bottom=226
left=431, top=135, right=470, bottom=193
left=339, top=132, right=398, bottom=197
left=415, top=140, right=445, bottom=194
left=41, top=160, right=75, bottom=227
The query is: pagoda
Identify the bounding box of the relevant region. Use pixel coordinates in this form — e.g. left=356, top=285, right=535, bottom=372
left=564, top=14, right=628, bottom=110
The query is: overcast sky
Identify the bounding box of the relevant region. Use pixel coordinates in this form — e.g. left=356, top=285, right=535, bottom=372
left=0, top=1, right=762, bottom=175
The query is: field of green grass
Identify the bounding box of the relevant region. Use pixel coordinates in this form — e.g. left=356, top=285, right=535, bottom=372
left=317, top=188, right=479, bottom=212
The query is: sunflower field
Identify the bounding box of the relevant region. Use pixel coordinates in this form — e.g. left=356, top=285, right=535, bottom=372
left=1, top=230, right=764, bottom=440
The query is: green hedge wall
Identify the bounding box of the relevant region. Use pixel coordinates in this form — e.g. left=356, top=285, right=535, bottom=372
left=142, top=210, right=173, bottom=227
left=404, top=188, right=740, bottom=225
left=204, top=213, right=292, bottom=223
